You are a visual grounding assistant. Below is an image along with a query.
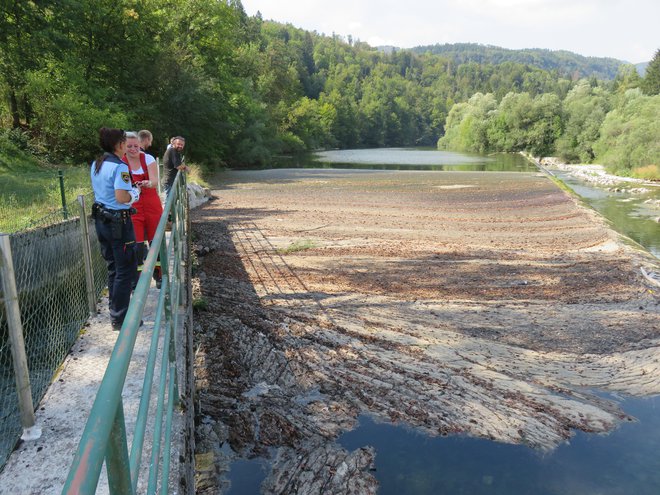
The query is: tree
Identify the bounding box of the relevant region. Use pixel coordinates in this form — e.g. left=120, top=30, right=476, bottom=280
left=593, top=89, right=660, bottom=174
left=612, top=64, right=642, bottom=93
left=0, top=0, right=58, bottom=127
left=281, top=97, right=336, bottom=149
left=641, top=49, right=660, bottom=95
left=438, top=93, right=497, bottom=152
left=555, top=80, right=610, bottom=162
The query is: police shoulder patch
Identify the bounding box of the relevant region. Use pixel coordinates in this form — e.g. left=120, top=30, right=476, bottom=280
left=121, top=172, right=130, bottom=184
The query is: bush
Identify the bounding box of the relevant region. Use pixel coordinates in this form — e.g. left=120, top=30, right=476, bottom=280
left=278, top=131, right=306, bottom=154
left=192, top=297, right=208, bottom=311
left=0, top=130, right=45, bottom=172
left=631, top=164, right=660, bottom=180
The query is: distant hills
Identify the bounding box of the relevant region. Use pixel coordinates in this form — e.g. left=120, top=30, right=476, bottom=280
left=380, top=43, right=636, bottom=80
left=635, top=61, right=649, bottom=77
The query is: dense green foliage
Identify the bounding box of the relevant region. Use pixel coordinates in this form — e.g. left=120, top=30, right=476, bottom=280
left=438, top=75, right=659, bottom=176
left=409, top=43, right=627, bottom=80
left=641, top=49, right=660, bottom=95
left=554, top=81, right=610, bottom=162
left=438, top=91, right=561, bottom=156
left=0, top=1, right=658, bottom=178
left=593, top=89, right=660, bottom=174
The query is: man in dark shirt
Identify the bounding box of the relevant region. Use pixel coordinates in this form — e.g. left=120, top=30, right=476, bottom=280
left=162, top=136, right=187, bottom=194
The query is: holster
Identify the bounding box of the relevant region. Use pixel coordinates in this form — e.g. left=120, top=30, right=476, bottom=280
left=92, top=203, right=134, bottom=240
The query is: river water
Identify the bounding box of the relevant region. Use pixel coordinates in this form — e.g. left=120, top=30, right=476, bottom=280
left=229, top=148, right=660, bottom=494
left=275, top=147, right=537, bottom=172
left=549, top=169, right=660, bottom=258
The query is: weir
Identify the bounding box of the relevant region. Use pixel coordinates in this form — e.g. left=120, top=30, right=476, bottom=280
left=191, top=154, right=660, bottom=493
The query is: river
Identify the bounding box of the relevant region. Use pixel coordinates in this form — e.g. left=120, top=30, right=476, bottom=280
left=549, top=168, right=660, bottom=258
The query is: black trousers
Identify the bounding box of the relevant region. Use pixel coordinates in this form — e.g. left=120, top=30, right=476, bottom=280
left=95, top=217, right=138, bottom=326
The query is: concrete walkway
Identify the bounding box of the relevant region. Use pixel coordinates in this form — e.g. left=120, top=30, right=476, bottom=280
left=0, top=283, right=186, bottom=495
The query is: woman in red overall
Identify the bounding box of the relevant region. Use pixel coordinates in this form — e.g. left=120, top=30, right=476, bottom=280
left=123, top=132, right=163, bottom=288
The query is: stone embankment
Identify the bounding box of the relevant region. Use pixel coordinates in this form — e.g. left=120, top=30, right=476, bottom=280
left=538, top=156, right=657, bottom=190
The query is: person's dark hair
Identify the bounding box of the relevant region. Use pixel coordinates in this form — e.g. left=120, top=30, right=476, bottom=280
left=94, top=127, right=126, bottom=174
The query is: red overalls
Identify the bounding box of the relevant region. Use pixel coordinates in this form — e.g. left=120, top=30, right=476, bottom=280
left=124, top=152, right=163, bottom=285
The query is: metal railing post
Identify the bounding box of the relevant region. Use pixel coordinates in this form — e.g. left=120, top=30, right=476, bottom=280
left=0, top=234, right=41, bottom=441
left=78, top=195, right=97, bottom=315
left=157, top=157, right=162, bottom=196
left=106, top=399, right=135, bottom=495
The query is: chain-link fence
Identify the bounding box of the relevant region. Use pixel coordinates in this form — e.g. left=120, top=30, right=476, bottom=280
left=0, top=192, right=106, bottom=470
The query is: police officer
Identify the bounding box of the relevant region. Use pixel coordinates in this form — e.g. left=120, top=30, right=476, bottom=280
left=90, top=127, right=141, bottom=330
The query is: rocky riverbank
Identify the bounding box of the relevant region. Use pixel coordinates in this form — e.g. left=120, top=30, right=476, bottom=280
left=538, top=157, right=658, bottom=190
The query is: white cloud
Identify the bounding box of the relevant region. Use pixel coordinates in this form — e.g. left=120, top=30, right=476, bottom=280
left=454, top=0, right=597, bottom=23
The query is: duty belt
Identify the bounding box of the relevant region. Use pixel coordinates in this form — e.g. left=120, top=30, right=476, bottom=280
left=92, top=203, right=136, bottom=239
left=91, top=203, right=136, bottom=221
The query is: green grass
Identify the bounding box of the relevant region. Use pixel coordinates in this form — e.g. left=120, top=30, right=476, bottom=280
left=0, top=136, right=91, bottom=232
left=192, top=297, right=208, bottom=311
left=631, top=164, right=660, bottom=181
left=277, top=239, right=318, bottom=254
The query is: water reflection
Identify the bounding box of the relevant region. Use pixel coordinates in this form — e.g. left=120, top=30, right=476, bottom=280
left=226, top=457, right=268, bottom=495
left=226, top=395, right=660, bottom=494
left=339, top=396, right=660, bottom=495
left=270, top=148, right=537, bottom=172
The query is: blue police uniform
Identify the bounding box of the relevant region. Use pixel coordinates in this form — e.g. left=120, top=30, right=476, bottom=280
left=90, top=153, right=138, bottom=329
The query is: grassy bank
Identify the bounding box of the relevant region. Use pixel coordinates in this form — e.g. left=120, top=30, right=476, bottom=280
left=0, top=135, right=92, bottom=232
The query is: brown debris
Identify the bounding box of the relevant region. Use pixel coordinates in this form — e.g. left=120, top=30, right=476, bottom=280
left=192, top=170, right=660, bottom=493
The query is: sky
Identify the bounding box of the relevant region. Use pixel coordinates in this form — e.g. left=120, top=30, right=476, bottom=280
left=240, top=0, right=659, bottom=64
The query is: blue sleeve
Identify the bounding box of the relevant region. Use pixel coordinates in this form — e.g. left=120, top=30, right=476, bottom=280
left=113, top=163, right=133, bottom=191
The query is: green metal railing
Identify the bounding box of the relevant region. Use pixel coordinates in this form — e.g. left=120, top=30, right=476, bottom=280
left=61, top=172, right=191, bottom=494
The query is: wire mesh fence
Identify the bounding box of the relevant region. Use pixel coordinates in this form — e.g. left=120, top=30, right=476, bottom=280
left=0, top=191, right=106, bottom=470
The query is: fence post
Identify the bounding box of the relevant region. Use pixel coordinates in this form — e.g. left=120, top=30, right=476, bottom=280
left=157, top=157, right=162, bottom=197
left=78, top=195, right=97, bottom=315
left=0, top=234, right=41, bottom=441
left=58, top=170, right=68, bottom=220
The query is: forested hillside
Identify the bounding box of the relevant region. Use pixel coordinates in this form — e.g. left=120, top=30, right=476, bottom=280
left=409, top=43, right=627, bottom=80
left=1, top=1, right=658, bottom=178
